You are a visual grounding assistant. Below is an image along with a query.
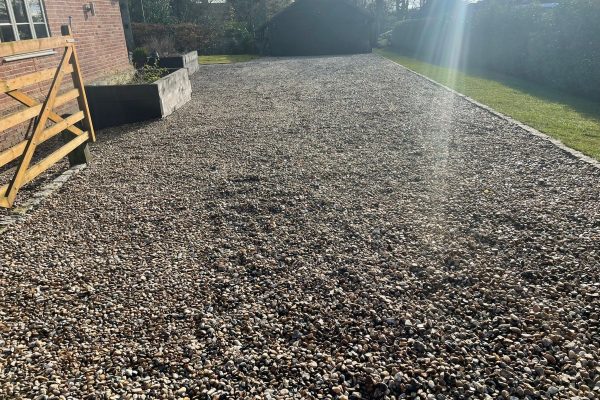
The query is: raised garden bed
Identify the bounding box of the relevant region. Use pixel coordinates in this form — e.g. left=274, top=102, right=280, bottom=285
left=85, top=68, right=191, bottom=130
left=157, top=51, right=199, bottom=75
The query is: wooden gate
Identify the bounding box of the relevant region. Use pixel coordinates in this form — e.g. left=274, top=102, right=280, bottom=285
left=0, top=26, right=95, bottom=208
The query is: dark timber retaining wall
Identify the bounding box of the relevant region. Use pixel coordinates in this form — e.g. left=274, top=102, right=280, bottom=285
left=158, top=51, right=199, bottom=75
left=85, top=68, right=192, bottom=129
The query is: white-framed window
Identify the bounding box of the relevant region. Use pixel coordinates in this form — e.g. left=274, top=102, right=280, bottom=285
left=0, top=0, right=49, bottom=42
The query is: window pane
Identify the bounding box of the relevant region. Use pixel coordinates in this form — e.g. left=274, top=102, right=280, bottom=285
left=0, top=0, right=9, bottom=23
left=16, top=24, right=32, bottom=39
left=0, top=25, right=15, bottom=41
left=11, top=0, right=28, bottom=23
left=27, top=0, right=43, bottom=22
left=34, top=23, right=46, bottom=38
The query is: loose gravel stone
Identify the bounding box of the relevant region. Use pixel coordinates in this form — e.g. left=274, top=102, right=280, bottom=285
left=0, top=54, right=599, bottom=399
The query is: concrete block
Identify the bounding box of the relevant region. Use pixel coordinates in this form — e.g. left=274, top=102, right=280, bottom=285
left=156, top=68, right=192, bottom=117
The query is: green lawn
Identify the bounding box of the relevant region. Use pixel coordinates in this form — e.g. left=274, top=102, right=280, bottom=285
left=376, top=48, right=600, bottom=161
left=198, top=54, right=259, bottom=65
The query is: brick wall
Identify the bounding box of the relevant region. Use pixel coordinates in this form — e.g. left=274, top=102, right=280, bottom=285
left=0, top=0, right=132, bottom=151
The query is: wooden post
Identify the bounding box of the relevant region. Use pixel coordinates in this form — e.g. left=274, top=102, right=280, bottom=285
left=61, top=24, right=93, bottom=166
left=68, top=143, right=91, bottom=166
left=62, top=24, right=96, bottom=142
left=61, top=114, right=91, bottom=166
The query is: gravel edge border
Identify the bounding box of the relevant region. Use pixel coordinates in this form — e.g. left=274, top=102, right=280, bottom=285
left=376, top=54, right=600, bottom=170
left=0, top=163, right=87, bottom=233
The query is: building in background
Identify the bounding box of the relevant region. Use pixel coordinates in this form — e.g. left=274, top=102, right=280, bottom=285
left=259, top=0, right=373, bottom=56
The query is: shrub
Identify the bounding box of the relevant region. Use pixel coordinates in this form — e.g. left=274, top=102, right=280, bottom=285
left=132, top=22, right=255, bottom=55
left=223, top=21, right=255, bottom=54
left=468, top=2, right=544, bottom=78
left=530, top=0, right=600, bottom=99
left=132, top=47, right=148, bottom=69
left=377, top=30, right=393, bottom=48
left=143, top=36, right=177, bottom=56
left=130, top=65, right=170, bottom=84
left=390, top=0, right=600, bottom=99
left=390, top=18, right=428, bottom=55
left=391, top=17, right=469, bottom=68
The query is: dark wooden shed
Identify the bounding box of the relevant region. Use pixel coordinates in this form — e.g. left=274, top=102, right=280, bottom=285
left=259, top=0, right=373, bottom=56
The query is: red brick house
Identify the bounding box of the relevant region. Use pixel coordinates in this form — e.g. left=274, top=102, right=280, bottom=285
left=0, top=0, right=131, bottom=150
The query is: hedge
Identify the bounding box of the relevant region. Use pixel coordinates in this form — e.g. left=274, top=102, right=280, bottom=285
left=391, top=0, right=600, bottom=100
left=132, top=22, right=254, bottom=55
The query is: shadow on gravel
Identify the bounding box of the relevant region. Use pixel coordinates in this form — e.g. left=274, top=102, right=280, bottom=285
left=92, top=119, right=162, bottom=145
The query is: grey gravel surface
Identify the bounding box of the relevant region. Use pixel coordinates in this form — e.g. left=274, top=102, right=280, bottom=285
left=1, top=54, right=599, bottom=399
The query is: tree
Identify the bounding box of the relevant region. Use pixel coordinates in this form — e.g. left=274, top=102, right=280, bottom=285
left=227, top=0, right=291, bottom=31
left=170, top=0, right=195, bottom=23
left=129, top=0, right=173, bottom=23
left=420, top=0, right=465, bottom=16
left=395, top=0, right=409, bottom=17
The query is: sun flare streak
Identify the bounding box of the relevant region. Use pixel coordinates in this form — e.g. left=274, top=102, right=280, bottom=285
left=414, top=2, right=470, bottom=227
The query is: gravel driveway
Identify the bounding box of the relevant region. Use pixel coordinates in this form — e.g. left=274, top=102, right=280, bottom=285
left=1, top=54, right=599, bottom=399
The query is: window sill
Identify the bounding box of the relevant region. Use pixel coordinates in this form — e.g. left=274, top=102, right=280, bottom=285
left=3, top=49, right=56, bottom=62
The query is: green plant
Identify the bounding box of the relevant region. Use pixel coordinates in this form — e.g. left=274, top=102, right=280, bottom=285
left=377, top=30, right=392, bottom=48
left=130, top=64, right=169, bottom=84
left=389, top=0, right=600, bottom=100
left=132, top=47, right=148, bottom=68
left=131, top=21, right=256, bottom=55
left=132, top=23, right=220, bottom=54
left=128, top=0, right=174, bottom=24
left=144, top=35, right=176, bottom=56
left=223, top=21, right=255, bottom=54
